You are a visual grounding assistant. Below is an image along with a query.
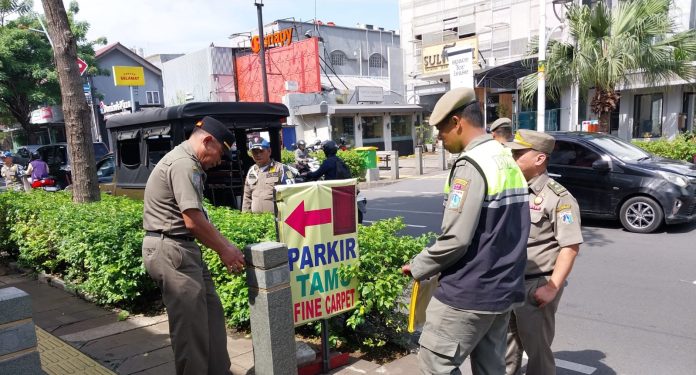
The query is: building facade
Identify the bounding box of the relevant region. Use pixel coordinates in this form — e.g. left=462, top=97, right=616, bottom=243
left=160, top=46, right=237, bottom=106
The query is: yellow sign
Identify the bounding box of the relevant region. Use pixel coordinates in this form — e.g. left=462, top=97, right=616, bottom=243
left=112, top=66, right=145, bottom=86
left=422, top=37, right=479, bottom=75
left=275, top=180, right=360, bottom=326
left=251, top=28, right=293, bottom=54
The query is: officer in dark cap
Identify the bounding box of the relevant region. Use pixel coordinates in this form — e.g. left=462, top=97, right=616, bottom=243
left=504, top=129, right=583, bottom=375
left=401, top=88, right=529, bottom=374
left=142, top=116, right=244, bottom=375
left=490, top=117, right=513, bottom=143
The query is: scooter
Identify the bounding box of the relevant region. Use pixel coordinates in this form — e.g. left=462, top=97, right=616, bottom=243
left=29, top=176, right=59, bottom=192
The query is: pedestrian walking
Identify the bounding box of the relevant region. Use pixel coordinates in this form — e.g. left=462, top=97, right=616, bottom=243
left=141, top=116, right=245, bottom=375
left=402, top=87, right=530, bottom=374
left=505, top=129, right=584, bottom=375
left=242, top=137, right=295, bottom=213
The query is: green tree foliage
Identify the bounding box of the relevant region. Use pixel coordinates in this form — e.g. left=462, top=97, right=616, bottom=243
left=0, top=1, right=105, bottom=133
left=633, top=134, right=696, bottom=162
left=520, top=0, right=696, bottom=131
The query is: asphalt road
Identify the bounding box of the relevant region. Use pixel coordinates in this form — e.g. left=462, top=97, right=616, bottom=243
left=362, top=172, right=696, bottom=375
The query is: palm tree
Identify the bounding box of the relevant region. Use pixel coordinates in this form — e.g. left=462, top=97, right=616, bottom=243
left=520, top=0, right=696, bottom=132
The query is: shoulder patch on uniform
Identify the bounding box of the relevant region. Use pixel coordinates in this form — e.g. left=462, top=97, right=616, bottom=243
left=557, top=203, right=572, bottom=212
left=547, top=180, right=568, bottom=196
left=452, top=178, right=469, bottom=191
left=558, top=211, right=574, bottom=224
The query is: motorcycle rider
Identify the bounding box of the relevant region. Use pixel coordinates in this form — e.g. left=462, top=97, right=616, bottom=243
left=304, top=140, right=351, bottom=181
left=25, top=152, right=50, bottom=183
left=294, top=140, right=311, bottom=170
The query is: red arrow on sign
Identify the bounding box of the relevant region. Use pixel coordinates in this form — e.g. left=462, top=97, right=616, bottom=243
left=76, top=57, right=88, bottom=76
left=285, top=201, right=332, bottom=237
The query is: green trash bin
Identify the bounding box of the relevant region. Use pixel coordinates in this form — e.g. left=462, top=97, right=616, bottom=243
left=355, top=146, right=378, bottom=169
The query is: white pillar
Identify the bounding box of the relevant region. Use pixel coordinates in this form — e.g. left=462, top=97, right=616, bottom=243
left=537, top=0, right=546, bottom=132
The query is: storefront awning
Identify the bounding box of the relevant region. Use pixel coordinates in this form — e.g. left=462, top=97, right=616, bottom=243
left=475, top=58, right=537, bottom=90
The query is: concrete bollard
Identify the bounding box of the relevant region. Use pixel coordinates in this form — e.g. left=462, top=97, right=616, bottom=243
left=0, top=287, right=44, bottom=374
left=390, top=150, right=399, bottom=180
left=415, top=146, right=423, bottom=175
left=245, top=242, right=298, bottom=375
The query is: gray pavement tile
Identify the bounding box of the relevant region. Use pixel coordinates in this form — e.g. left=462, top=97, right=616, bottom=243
left=116, top=346, right=174, bottom=375
left=227, top=335, right=254, bottom=358
left=60, top=314, right=169, bottom=343
left=330, top=358, right=381, bottom=374
left=35, top=302, right=112, bottom=332
left=230, top=351, right=255, bottom=372
left=50, top=312, right=119, bottom=337
left=129, top=361, right=176, bottom=375
left=371, top=353, right=418, bottom=374
left=230, top=362, right=254, bottom=375
left=78, top=322, right=171, bottom=365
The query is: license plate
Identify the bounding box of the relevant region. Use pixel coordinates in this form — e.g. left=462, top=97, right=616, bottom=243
left=44, top=187, right=59, bottom=192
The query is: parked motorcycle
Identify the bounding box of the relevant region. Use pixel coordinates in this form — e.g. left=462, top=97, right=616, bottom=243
left=30, top=176, right=59, bottom=192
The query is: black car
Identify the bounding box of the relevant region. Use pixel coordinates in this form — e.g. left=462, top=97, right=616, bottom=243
left=547, top=132, right=696, bottom=233
left=35, top=142, right=110, bottom=189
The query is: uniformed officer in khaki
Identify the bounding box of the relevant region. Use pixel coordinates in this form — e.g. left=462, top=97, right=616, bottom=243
left=490, top=117, right=513, bottom=143
left=504, top=129, right=584, bottom=375
left=402, top=88, right=530, bottom=375
left=142, top=116, right=245, bottom=375
left=1, top=152, right=24, bottom=192
left=242, top=138, right=295, bottom=213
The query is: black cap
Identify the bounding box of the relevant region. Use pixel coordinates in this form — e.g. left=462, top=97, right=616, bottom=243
left=195, top=116, right=235, bottom=157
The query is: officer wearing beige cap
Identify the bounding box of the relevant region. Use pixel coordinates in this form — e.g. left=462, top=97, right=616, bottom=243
left=142, top=116, right=244, bottom=375
left=490, top=117, right=513, bottom=143
left=401, top=87, right=529, bottom=374
left=504, top=129, right=583, bottom=375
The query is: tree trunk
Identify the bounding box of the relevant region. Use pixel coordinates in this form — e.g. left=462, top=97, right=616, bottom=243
left=599, top=111, right=611, bottom=133
left=41, top=0, right=99, bottom=203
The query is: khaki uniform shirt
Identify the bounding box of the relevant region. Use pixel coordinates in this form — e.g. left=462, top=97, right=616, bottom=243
left=526, top=173, right=584, bottom=275
left=410, top=135, right=489, bottom=281
left=1, top=164, right=22, bottom=189
left=242, top=160, right=294, bottom=213
left=143, top=141, right=206, bottom=236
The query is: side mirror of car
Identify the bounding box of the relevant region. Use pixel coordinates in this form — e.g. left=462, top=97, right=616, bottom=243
left=592, top=159, right=611, bottom=172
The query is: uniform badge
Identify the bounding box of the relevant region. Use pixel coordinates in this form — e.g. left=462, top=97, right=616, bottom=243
left=534, top=195, right=544, bottom=205
left=448, top=191, right=464, bottom=209
left=559, top=212, right=574, bottom=224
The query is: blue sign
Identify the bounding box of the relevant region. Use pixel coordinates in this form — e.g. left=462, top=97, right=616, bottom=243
left=83, top=83, right=91, bottom=93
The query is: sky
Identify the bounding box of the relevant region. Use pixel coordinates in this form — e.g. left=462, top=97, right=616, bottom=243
left=33, top=0, right=400, bottom=56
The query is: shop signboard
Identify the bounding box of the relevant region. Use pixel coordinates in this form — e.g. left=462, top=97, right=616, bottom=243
left=275, top=180, right=360, bottom=326
left=422, top=37, right=478, bottom=75
left=447, top=46, right=474, bottom=89
left=112, top=66, right=145, bottom=86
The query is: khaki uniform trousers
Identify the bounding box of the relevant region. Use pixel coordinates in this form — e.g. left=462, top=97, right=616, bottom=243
left=505, top=277, right=564, bottom=375
left=142, top=235, right=231, bottom=375
left=418, top=297, right=510, bottom=375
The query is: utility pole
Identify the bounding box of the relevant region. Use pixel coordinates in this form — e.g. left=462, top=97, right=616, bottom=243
left=537, top=0, right=546, bottom=132
left=255, top=1, right=269, bottom=102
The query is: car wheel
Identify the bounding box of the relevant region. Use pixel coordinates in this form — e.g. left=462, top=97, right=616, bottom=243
left=619, top=196, right=663, bottom=233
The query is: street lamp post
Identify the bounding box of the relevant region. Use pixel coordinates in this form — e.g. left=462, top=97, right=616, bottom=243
left=255, top=0, right=270, bottom=103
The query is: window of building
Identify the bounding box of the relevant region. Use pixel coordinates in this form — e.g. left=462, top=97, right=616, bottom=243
left=146, top=91, right=160, bottom=105
left=361, top=116, right=383, bottom=147
left=682, top=93, right=696, bottom=133
left=633, top=93, right=663, bottom=138
left=390, top=115, right=412, bottom=141
left=330, top=51, right=346, bottom=66
left=369, top=54, right=384, bottom=68
left=331, top=117, right=355, bottom=147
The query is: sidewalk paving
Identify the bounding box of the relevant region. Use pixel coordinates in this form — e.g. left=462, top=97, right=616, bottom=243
left=0, top=268, right=416, bottom=375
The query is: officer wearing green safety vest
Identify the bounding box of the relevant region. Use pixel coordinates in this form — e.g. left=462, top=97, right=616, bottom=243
left=402, top=87, right=530, bottom=374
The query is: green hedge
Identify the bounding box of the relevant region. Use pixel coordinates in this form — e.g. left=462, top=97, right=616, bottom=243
left=633, top=134, right=696, bottom=162
left=0, top=191, right=431, bottom=345
left=280, top=148, right=367, bottom=179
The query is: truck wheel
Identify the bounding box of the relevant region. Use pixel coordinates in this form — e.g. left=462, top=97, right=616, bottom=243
left=619, top=196, right=663, bottom=233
